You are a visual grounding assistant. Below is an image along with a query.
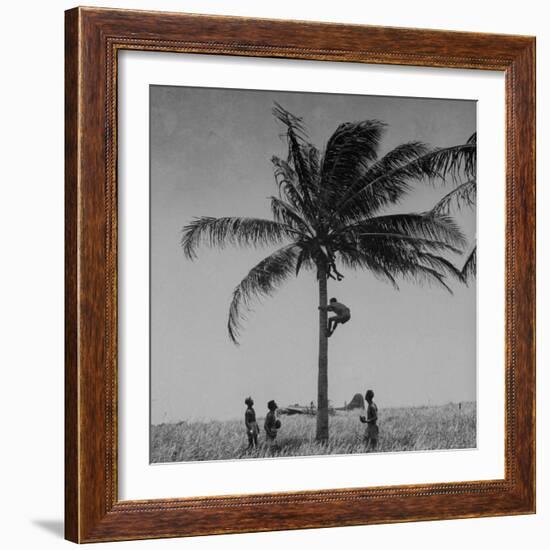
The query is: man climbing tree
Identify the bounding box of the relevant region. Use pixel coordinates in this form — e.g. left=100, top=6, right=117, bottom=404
left=319, top=297, right=351, bottom=337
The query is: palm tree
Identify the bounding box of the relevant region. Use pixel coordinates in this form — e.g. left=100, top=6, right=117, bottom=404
left=181, top=103, right=467, bottom=442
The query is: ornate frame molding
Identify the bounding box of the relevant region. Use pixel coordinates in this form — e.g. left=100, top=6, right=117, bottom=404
left=65, top=7, right=535, bottom=542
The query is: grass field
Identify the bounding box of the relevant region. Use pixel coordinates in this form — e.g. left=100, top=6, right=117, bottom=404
left=151, top=402, right=476, bottom=463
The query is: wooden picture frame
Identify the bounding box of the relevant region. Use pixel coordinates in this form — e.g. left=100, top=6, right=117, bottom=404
left=65, top=6, right=536, bottom=543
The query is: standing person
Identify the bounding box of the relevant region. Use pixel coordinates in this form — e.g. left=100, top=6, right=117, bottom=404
left=264, top=400, right=281, bottom=448
left=244, top=397, right=260, bottom=449
left=359, top=389, right=379, bottom=451
left=319, top=297, right=351, bottom=337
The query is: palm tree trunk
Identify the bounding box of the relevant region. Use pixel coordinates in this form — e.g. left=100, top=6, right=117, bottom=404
left=316, top=263, right=329, bottom=442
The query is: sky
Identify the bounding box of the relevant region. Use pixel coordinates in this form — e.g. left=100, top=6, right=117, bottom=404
left=149, top=85, right=477, bottom=424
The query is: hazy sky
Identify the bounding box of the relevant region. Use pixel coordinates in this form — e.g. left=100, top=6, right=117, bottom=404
left=150, top=85, right=476, bottom=424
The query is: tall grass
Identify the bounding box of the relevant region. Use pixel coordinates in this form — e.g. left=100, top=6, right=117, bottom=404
left=151, top=402, right=476, bottom=463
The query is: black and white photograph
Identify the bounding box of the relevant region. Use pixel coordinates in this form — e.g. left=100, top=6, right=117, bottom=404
left=149, top=85, right=477, bottom=463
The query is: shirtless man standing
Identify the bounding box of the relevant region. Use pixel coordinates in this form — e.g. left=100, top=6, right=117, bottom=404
left=359, top=389, right=379, bottom=451
left=319, top=297, right=351, bottom=337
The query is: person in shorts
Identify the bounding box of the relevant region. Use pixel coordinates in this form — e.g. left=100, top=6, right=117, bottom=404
left=359, top=389, right=379, bottom=451
left=244, top=396, right=260, bottom=449
left=264, top=400, right=281, bottom=447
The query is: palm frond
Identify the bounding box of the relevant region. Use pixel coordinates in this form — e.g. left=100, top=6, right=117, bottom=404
left=272, top=103, right=318, bottom=217
left=181, top=216, right=298, bottom=259
left=406, top=264, right=453, bottom=292
left=321, top=120, right=386, bottom=191
left=415, top=252, right=463, bottom=281
left=271, top=156, right=302, bottom=205
left=365, top=141, right=431, bottom=180
left=271, top=156, right=317, bottom=223
left=433, top=180, right=476, bottom=214
left=333, top=211, right=466, bottom=293
left=270, top=196, right=312, bottom=234
left=405, top=136, right=477, bottom=183
left=332, top=137, right=477, bottom=221
left=294, top=248, right=308, bottom=277
left=460, top=246, right=477, bottom=282
left=338, top=243, right=456, bottom=293
left=302, top=142, right=321, bottom=184
left=338, top=246, right=399, bottom=288
left=272, top=102, right=309, bottom=140
left=330, top=141, right=430, bottom=221
left=337, top=212, right=467, bottom=250
left=426, top=133, right=477, bottom=180
left=272, top=102, right=312, bottom=177
left=315, top=120, right=389, bottom=234
left=340, top=232, right=462, bottom=254
left=228, top=245, right=300, bottom=344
